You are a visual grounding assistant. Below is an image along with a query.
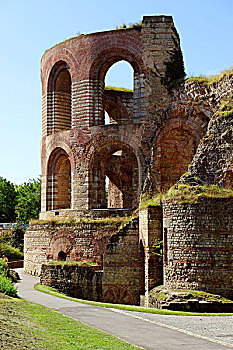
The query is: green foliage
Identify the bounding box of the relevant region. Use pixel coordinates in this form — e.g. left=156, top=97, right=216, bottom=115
left=10, top=224, right=25, bottom=252
left=16, top=177, right=41, bottom=223
left=0, top=258, right=8, bottom=276
left=161, top=36, right=186, bottom=92
left=0, top=177, right=17, bottom=223
left=0, top=243, right=23, bottom=261
left=152, top=238, right=163, bottom=257
left=115, top=21, right=142, bottom=30
left=0, top=275, right=18, bottom=297
left=0, top=229, right=12, bottom=244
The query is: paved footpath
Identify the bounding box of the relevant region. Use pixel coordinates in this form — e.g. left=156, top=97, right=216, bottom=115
left=15, top=269, right=233, bottom=350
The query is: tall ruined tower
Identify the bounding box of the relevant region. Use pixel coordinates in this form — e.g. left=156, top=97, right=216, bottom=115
left=39, top=15, right=193, bottom=220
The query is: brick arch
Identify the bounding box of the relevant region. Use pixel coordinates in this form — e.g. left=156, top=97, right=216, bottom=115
left=41, top=48, right=78, bottom=94
left=46, top=61, right=72, bottom=135
left=153, top=119, right=199, bottom=192
left=88, top=38, right=145, bottom=126
left=88, top=139, right=141, bottom=209
left=46, top=147, right=72, bottom=211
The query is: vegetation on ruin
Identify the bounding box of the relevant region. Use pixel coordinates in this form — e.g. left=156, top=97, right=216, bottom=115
left=35, top=284, right=233, bottom=316
left=115, top=21, right=142, bottom=30
left=149, top=286, right=233, bottom=304
left=48, top=260, right=98, bottom=267
left=105, top=86, right=133, bottom=92
left=0, top=293, right=138, bottom=350
left=163, top=183, right=233, bottom=202
left=30, top=216, right=129, bottom=226
left=160, top=35, right=186, bottom=92
left=186, top=66, right=233, bottom=85
left=214, top=93, right=233, bottom=118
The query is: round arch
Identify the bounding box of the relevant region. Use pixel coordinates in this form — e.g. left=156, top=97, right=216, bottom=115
left=46, top=60, right=72, bottom=135
left=46, top=148, right=71, bottom=211
left=88, top=139, right=142, bottom=209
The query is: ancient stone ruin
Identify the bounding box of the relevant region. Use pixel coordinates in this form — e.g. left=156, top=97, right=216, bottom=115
left=24, top=15, right=233, bottom=306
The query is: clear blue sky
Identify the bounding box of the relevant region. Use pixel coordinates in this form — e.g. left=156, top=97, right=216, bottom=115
left=0, top=0, right=233, bottom=184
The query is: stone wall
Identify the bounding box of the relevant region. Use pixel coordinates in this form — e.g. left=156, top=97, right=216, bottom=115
left=163, top=197, right=233, bottom=298
left=24, top=219, right=125, bottom=276
left=102, top=218, right=144, bottom=305
left=139, top=206, right=162, bottom=301
left=40, top=264, right=102, bottom=301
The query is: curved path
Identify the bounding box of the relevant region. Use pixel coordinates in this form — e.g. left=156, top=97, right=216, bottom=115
left=15, top=269, right=233, bottom=350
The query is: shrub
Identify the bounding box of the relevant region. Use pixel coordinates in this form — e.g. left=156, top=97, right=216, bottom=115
left=0, top=258, right=8, bottom=276
left=0, top=243, right=24, bottom=261
left=0, top=274, right=18, bottom=297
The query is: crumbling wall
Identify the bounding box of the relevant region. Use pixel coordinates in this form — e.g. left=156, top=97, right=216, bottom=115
left=102, top=218, right=144, bottom=305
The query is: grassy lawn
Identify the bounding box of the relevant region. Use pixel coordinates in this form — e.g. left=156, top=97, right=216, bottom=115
left=0, top=293, right=138, bottom=350
left=35, top=284, right=233, bottom=317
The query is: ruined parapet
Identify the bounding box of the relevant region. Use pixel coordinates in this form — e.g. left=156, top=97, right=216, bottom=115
left=163, top=197, right=233, bottom=298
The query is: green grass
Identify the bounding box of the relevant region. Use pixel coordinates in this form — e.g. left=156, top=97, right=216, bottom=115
left=186, top=66, right=233, bottom=85
left=0, top=293, right=139, bottom=349
left=35, top=284, right=233, bottom=316
left=48, top=260, right=98, bottom=267
left=105, top=86, right=133, bottom=92
left=163, top=184, right=233, bottom=203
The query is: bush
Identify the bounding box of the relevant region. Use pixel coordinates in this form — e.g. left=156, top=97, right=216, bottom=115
left=10, top=223, right=25, bottom=252
left=0, top=274, right=18, bottom=297
left=0, top=258, right=8, bottom=276
left=0, top=243, right=24, bottom=261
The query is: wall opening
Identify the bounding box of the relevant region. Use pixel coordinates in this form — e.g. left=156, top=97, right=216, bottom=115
left=47, top=61, right=71, bottom=135
left=47, top=148, right=71, bottom=211
left=89, top=142, right=139, bottom=209
left=58, top=251, right=67, bottom=261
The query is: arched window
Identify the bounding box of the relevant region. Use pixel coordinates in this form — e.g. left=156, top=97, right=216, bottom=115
left=103, top=61, right=134, bottom=125
left=47, top=148, right=71, bottom=210
left=89, top=142, right=139, bottom=209
left=47, top=61, right=71, bottom=135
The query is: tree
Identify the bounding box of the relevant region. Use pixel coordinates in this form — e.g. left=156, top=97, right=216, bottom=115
left=0, top=177, right=17, bottom=223
left=15, top=178, right=41, bottom=224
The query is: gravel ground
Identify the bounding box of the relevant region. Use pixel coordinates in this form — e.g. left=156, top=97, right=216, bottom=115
left=121, top=310, right=233, bottom=346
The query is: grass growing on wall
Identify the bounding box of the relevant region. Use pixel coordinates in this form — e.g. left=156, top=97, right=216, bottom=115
left=186, top=66, right=233, bottom=85
left=163, top=184, right=233, bottom=202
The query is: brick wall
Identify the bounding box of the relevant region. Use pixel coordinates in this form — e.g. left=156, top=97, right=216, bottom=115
left=163, top=198, right=233, bottom=298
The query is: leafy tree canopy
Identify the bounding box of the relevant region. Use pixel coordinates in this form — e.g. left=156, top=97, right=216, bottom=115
left=0, top=177, right=17, bottom=223
left=15, top=177, right=41, bottom=224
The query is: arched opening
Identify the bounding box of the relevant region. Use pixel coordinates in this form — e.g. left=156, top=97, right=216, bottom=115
left=58, top=251, right=67, bottom=261
left=103, top=61, right=134, bottom=125
left=89, top=142, right=139, bottom=209
left=47, top=61, right=71, bottom=135
left=159, top=127, right=195, bottom=191
left=47, top=148, right=71, bottom=211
